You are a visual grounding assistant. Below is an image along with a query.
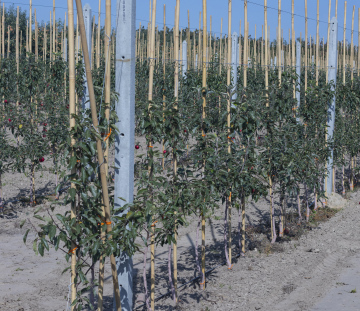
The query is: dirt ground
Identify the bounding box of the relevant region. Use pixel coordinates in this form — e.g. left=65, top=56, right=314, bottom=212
left=1, top=150, right=360, bottom=311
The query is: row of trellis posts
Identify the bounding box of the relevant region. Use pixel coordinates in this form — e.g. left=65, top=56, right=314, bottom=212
left=5, top=0, right=359, bottom=309
left=141, top=0, right=357, bottom=310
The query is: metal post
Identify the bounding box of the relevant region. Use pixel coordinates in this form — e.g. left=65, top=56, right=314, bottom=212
left=83, top=3, right=92, bottom=111
left=114, top=0, right=136, bottom=310
left=296, top=40, right=301, bottom=122
left=231, top=32, right=238, bottom=100
left=182, top=40, right=187, bottom=77
left=326, top=17, right=338, bottom=195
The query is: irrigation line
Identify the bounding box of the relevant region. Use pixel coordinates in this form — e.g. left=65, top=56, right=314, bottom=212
left=134, top=251, right=244, bottom=310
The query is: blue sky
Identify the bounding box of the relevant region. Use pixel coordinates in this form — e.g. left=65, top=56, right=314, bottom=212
left=3, top=0, right=359, bottom=43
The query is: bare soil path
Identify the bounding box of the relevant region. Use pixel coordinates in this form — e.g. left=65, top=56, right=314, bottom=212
left=1, top=163, right=360, bottom=310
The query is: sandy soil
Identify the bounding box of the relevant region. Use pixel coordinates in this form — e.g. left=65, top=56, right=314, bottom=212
left=0, top=148, right=359, bottom=311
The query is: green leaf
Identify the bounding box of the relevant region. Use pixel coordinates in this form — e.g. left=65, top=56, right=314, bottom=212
left=23, top=229, right=30, bottom=243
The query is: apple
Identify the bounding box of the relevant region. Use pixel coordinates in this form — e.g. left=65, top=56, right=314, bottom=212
left=4, top=100, right=8, bottom=104
left=43, top=135, right=46, bottom=138
left=39, top=157, right=45, bottom=163
left=163, top=150, right=167, bottom=154
left=44, top=123, right=47, bottom=126
left=135, top=145, right=140, bottom=150
left=8, top=118, right=11, bottom=122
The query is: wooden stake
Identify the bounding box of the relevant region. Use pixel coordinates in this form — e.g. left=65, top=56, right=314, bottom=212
left=66, top=1, right=77, bottom=309
left=2, top=4, right=4, bottom=57
left=277, top=0, right=281, bottom=83
left=173, top=0, right=179, bottom=302
left=97, top=0, right=101, bottom=68
left=244, top=0, right=248, bottom=86
left=343, top=2, right=347, bottom=86
left=16, top=7, right=19, bottom=74
left=74, top=0, right=122, bottom=309
left=305, top=0, right=308, bottom=93
left=52, top=0, right=55, bottom=55
left=201, top=0, right=207, bottom=290
left=147, top=0, right=157, bottom=307
left=162, top=5, right=166, bottom=170
left=6, top=25, right=9, bottom=58
left=316, top=0, right=319, bottom=85
left=35, top=9, right=38, bottom=60
left=219, top=18, right=222, bottom=74
left=227, top=0, right=232, bottom=266
left=29, top=0, right=32, bottom=54
left=50, top=12, right=52, bottom=61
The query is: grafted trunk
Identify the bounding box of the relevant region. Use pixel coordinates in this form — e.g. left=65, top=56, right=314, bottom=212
left=305, top=183, right=310, bottom=222
left=224, top=197, right=231, bottom=268
left=143, top=231, right=151, bottom=311
left=168, top=244, right=176, bottom=302
left=270, top=183, right=277, bottom=244
left=297, top=189, right=302, bottom=222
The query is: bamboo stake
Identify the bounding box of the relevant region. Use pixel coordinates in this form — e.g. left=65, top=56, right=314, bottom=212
left=35, top=9, right=38, bottom=60
left=198, top=12, right=201, bottom=71
left=244, top=0, right=248, bottom=85
left=239, top=20, right=241, bottom=71
left=98, top=1, right=112, bottom=308
left=358, top=9, right=360, bottom=77
left=173, top=0, right=179, bottom=302
left=277, top=0, right=281, bottom=83
left=162, top=6, right=166, bottom=170
left=97, top=0, right=101, bottom=68
left=6, top=25, right=9, bottom=58
left=50, top=12, right=52, bottom=61
left=53, top=0, right=55, bottom=55
left=254, top=24, right=257, bottom=74
left=0, top=1, right=2, bottom=61
left=66, top=2, right=77, bottom=309
left=305, top=0, right=308, bottom=93
left=26, top=21, right=28, bottom=54
left=44, top=27, right=46, bottom=62
left=335, top=0, right=338, bottom=18
left=29, top=0, right=32, bottom=54
left=292, top=0, right=295, bottom=96
left=201, top=0, right=207, bottom=290
left=316, top=0, right=319, bottom=85
left=74, top=1, right=122, bottom=310
left=2, top=4, right=4, bottom=57
left=219, top=18, right=222, bottom=74
left=16, top=7, right=19, bottom=74
left=147, top=0, right=157, bottom=307
left=343, top=2, right=347, bottom=85
left=227, top=0, right=232, bottom=266
left=187, top=10, right=190, bottom=70
left=350, top=5, right=355, bottom=191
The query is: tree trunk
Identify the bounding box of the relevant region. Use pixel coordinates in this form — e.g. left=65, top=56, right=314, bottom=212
left=168, top=244, right=176, bottom=302
left=143, top=231, right=151, bottom=311
left=224, top=197, right=231, bottom=268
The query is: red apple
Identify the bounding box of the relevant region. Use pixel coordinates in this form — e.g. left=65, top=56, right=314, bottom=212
left=4, top=100, right=8, bottom=104
left=44, top=123, right=47, bottom=126
left=163, top=150, right=167, bottom=154
left=39, top=157, right=45, bottom=163
left=43, top=135, right=46, bottom=138
left=8, top=118, right=11, bottom=122
left=135, top=145, right=140, bottom=150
